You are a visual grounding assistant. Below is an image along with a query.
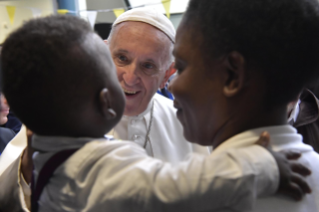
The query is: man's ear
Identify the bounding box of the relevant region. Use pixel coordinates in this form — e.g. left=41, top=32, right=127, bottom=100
left=104, top=40, right=108, bottom=45
left=160, top=62, right=176, bottom=89
left=223, top=51, right=246, bottom=97
left=99, top=88, right=116, bottom=120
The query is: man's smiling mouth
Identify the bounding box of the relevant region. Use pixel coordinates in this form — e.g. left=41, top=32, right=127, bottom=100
left=123, top=88, right=140, bottom=96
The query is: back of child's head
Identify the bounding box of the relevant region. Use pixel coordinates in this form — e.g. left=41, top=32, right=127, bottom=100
left=1, top=15, right=125, bottom=137
left=184, top=0, right=319, bottom=108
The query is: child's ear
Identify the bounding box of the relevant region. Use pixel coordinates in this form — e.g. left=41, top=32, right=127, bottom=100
left=223, top=51, right=246, bottom=97
left=99, top=88, right=116, bottom=120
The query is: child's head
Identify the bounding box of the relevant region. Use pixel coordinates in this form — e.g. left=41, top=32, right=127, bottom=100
left=1, top=15, right=125, bottom=137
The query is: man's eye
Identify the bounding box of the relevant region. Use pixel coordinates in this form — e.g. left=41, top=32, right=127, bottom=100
left=143, top=63, right=154, bottom=69
left=118, top=55, right=128, bottom=62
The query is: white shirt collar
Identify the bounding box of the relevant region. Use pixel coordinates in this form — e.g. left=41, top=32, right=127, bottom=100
left=213, top=125, right=313, bottom=155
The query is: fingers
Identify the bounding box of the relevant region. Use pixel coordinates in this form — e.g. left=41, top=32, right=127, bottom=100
left=290, top=173, right=312, bottom=194
left=255, top=131, right=270, bottom=147
left=280, top=182, right=303, bottom=201
left=290, top=162, right=311, bottom=176
left=26, top=128, right=33, bottom=137
left=26, top=128, right=33, bottom=146
left=279, top=173, right=312, bottom=201
left=281, top=150, right=302, bottom=160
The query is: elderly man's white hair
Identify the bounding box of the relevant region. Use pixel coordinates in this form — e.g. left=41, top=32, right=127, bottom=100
left=107, top=7, right=175, bottom=70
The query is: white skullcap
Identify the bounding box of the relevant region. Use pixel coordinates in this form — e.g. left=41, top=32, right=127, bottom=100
left=113, top=7, right=176, bottom=43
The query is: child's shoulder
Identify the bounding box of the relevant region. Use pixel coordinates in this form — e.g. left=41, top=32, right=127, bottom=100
left=80, top=139, right=147, bottom=156
left=69, top=139, right=149, bottom=166
left=63, top=139, right=152, bottom=179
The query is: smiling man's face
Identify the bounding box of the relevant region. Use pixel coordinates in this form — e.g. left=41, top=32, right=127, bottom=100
left=108, top=22, right=174, bottom=116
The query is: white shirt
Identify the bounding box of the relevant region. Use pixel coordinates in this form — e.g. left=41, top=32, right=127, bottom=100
left=212, top=125, right=319, bottom=212
left=31, top=134, right=279, bottom=212
left=108, top=93, right=210, bottom=164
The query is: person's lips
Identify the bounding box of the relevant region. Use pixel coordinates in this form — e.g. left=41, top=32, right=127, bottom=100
left=122, top=88, right=141, bottom=99
left=0, top=109, right=9, bottom=115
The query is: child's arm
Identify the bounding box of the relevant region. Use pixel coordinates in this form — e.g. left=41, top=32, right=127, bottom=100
left=97, top=143, right=298, bottom=212
left=62, top=136, right=309, bottom=212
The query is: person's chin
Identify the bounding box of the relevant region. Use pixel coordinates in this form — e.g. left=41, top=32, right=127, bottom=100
left=183, top=130, right=197, bottom=143
left=0, top=117, right=8, bottom=125
left=124, top=103, right=143, bottom=116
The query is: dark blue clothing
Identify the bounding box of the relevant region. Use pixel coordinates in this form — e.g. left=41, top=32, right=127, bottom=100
left=157, top=88, right=173, bottom=100
left=0, top=127, right=15, bottom=154
left=3, top=111, right=22, bottom=134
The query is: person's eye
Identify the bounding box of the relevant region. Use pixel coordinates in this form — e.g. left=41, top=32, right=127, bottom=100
left=174, top=59, right=186, bottom=75
left=143, top=63, right=154, bottom=69
left=175, top=65, right=184, bottom=75
left=118, top=55, right=128, bottom=62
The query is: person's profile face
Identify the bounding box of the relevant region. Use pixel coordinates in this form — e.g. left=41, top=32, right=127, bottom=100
left=108, top=22, right=172, bottom=116
left=169, top=24, right=226, bottom=146
left=0, top=94, right=9, bottom=125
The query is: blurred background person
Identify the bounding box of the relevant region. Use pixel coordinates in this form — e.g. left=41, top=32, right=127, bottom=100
left=0, top=94, right=16, bottom=154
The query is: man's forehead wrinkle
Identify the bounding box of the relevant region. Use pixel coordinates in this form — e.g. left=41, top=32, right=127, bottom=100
left=115, top=49, right=129, bottom=54
left=114, top=47, right=162, bottom=61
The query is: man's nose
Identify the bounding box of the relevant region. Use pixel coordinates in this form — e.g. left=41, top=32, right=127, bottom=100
left=122, top=64, right=140, bottom=86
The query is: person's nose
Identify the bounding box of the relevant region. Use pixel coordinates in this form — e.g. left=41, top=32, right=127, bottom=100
left=121, top=63, right=140, bottom=86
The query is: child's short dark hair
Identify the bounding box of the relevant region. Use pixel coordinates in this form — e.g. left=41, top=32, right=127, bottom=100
left=1, top=15, right=102, bottom=133
left=184, top=0, right=319, bottom=107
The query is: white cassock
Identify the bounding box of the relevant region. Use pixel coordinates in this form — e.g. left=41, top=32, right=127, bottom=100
left=108, top=93, right=210, bottom=164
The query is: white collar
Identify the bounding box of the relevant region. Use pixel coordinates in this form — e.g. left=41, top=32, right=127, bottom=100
left=213, top=125, right=313, bottom=155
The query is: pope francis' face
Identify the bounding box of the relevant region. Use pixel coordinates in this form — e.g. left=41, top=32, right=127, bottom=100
left=108, top=22, right=174, bottom=116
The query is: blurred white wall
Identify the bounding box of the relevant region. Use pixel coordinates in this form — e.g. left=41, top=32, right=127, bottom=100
left=128, top=0, right=189, bottom=14
left=0, top=0, right=56, bottom=43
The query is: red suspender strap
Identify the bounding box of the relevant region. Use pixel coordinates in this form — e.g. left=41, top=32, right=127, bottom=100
left=31, top=148, right=78, bottom=212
